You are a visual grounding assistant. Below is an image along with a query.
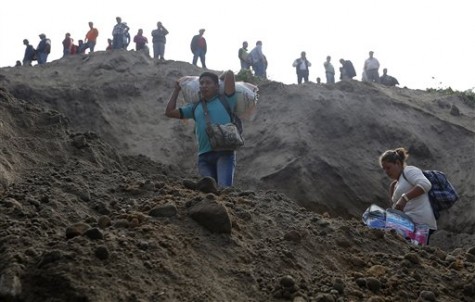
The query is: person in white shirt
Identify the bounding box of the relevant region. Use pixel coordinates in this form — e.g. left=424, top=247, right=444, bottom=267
left=292, top=51, right=311, bottom=84
left=364, top=51, right=380, bottom=83
left=379, top=147, right=437, bottom=241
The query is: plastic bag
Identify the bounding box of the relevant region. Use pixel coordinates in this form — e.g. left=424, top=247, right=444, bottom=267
left=178, top=76, right=258, bottom=120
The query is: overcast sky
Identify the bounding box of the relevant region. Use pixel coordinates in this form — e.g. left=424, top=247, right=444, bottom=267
left=1, top=0, right=473, bottom=91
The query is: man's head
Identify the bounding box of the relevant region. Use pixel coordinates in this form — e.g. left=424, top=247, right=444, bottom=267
left=89, top=21, right=94, bottom=28
left=116, top=17, right=122, bottom=23
left=39, top=33, right=46, bottom=39
left=23, top=39, right=29, bottom=45
left=199, top=28, right=205, bottom=34
left=256, top=41, right=262, bottom=46
left=326, top=55, right=331, bottom=61
left=383, top=68, right=388, bottom=75
left=301, top=51, right=306, bottom=57
left=199, top=72, right=219, bottom=100
left=369, top=51, right=374, bottom=57
left=243, top=41, right=248, bottom=48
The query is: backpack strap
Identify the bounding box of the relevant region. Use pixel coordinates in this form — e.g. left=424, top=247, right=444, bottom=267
left=191, top=95, right=233, bottom=121
left=217, top=95, right=234, bottom=122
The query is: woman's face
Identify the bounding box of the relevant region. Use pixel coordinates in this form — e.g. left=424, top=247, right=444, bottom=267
left=381, top=160, right=402, bottom=180
left=199, top=77, right=218, bottom=100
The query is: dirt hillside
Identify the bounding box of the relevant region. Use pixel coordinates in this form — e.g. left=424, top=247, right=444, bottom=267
left=0, top=50, right=474, bottom=301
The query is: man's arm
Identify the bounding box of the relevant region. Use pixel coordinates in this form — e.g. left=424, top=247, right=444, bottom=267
left=165, top=81, right=182, bottom=119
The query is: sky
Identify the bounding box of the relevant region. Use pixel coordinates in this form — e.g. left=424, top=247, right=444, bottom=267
left=1, top=0, right=474, bottom=92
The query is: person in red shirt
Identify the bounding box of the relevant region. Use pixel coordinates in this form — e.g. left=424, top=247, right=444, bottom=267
left=62, top=33, right=73, bottom=57
left=83, top=21, right=99, bottom=53
left=190, top=28, right=207, bottom=68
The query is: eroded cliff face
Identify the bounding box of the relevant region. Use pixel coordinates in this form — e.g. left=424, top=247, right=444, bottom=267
left=0, top=50, right=474, bottom=301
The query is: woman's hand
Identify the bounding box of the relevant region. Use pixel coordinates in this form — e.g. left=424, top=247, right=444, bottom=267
left=394, top=197, right=407, bottom=211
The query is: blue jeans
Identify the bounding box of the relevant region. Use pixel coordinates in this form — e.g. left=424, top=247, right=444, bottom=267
left=192, top=48, right=206, bottom=68
left=198, top=151, right=236, bottom=187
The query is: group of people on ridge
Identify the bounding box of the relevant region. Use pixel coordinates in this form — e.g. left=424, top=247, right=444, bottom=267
left=291, top=50, right=399, bottom=87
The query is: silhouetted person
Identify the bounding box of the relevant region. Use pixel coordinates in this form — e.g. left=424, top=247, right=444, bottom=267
left=238, top=41, right=250, bottom=70
left=22, top=39, right=36, bottom=66
left=324, top=56, right=335, bottom=84
left=190, top=28, right=207, bottom=68
left=36, top=33, right=51, bottom=64
left=339, top=58, right=356, bottom=80
left=292, top=51, right=312, bottom=84
left=151, top=21, right=169, bottom=60
left=248, top=41, right=267, bottom=78
left=380, top=68, right=400, bottom=87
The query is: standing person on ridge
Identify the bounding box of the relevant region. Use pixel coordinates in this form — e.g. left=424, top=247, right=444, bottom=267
left=62, top=33, right=73, bottom=57
left=339, top=58, right=356, bottom=80
left=151, top=21, right=169, bottom=61
left=165, top=70, right=238, bottom=188
left=112, top=16, right=130, bottom=49
left=22, top=39, right=36, bottom=66
left=363, top=51, right=380, bottom=83
left=133, top=28, right=148, bottom=51
left=238, top=41, right=250, bottom=70
left=36, top=33, right=51, bottom=64
left=82, top=21, right=99, bottom=53
left=292, top=51, right=311, bottom=84
left=190, top=28, right=207, bottom=68
left=323, top=55, right=335, bottom=84
left=248, top=41, right=266, bottom=78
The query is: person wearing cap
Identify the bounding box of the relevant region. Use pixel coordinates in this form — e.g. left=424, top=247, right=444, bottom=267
left=36, top=33, right=51, bottom=64
left=363, top=51, right=380, bottom=83
left=112, top=16, right=130, bottom=49
left=165, top=70, right=239, bottom=187
left=22, top=39, right=36, bottom=66
left=190, top=28, right=207, bottom=68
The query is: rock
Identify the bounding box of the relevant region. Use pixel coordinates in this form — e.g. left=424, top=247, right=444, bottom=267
left=66, top=223, right=91, bottom=239
left=95, top=246, right=109, bottom=260
left=366, top=277, right=381, bottom=292
left=97, top=215, right=112, bottom=229
left=85, top=228, right=103, bottom=240
left=188, top=199, right=232, bottom=234
left=419, top=290, right=436, bottom=301
left=280, top=275, right=295, bottom=288
left=149, top=203, right=177, bottom=217
left=195, top=176, right=218, bottom=194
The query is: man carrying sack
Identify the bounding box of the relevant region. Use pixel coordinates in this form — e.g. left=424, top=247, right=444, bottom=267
left=165, top=70, right=241, bottom=188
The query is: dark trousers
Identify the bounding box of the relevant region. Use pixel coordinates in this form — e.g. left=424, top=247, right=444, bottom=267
left=297, top=70, right=309, bottom=84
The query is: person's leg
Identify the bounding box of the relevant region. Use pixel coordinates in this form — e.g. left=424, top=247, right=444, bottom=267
left=297, top=73, right=302, bottom=84
left=426, top=229, right=436, bottom=245
left=192, top=51, right=198, bottom=65
left=198, top=152, right=218, bottom=183
left=303, top=71, right=309, bottom=83
left=199, top=50, right=206, bottom=68
left=89, top=41, right=96, bottom=52
left=216, top=151, right=236, bottom=187
left=153, top=43, right=159, bottom=59
left=158, top=43, right=165, bottom=60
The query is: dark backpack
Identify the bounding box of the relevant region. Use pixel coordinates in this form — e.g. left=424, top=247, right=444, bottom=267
left=192, top=96, right=243, bottom=134
left=402, top=169, right=459, bottom=219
